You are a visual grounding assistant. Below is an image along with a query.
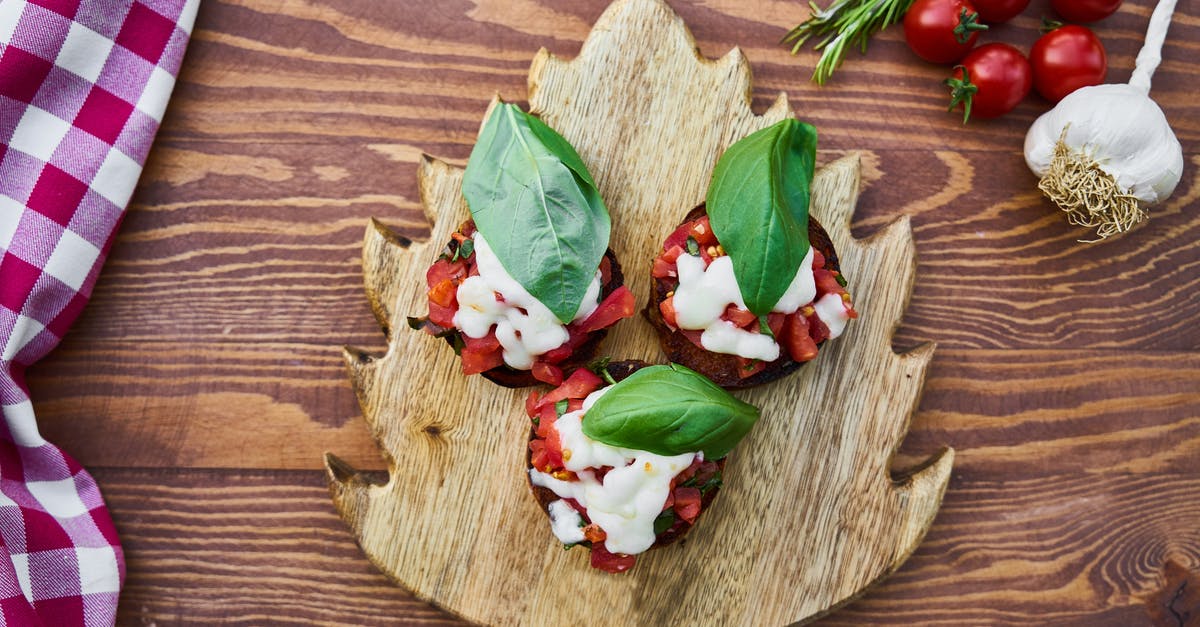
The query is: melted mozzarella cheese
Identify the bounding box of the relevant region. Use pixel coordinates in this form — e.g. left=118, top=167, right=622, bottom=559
left=529, top=388, right=699, bottom=556
left=547, top=499, right=585, bottom=544
left=812, top=292, right=851, bottom=339
left=671, top=249, right=821, bottom=361
left=453, top=233, right=601, bottom=369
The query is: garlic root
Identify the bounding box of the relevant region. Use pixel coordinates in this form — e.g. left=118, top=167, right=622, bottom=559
left=1037, top=128, right=1144, bottom=242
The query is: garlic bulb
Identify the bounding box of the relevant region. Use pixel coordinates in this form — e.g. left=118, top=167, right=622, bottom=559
left=1023, top=0, right=1183, bottom=241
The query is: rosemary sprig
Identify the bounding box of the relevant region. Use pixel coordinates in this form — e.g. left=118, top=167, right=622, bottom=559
left=782, top=0, right=917, bottom=85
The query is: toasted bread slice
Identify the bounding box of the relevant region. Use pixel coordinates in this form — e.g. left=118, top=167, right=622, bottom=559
left=413, top=223, right=627, bottom=388
left=644, top=204, right=842, bottom=389
left=526, top=360, right=726, bottom=556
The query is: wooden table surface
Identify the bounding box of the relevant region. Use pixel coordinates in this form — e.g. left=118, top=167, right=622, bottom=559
left=25, top=0, right=1199, bottom=624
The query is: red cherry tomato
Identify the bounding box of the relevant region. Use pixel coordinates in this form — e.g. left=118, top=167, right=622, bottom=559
left=945, top=43, right=1032, bottom=122
left=972, top=0, right=1030, bottom=23
left=1030, top=25, right=1106, bottom=103
left=1051, top=0, right=1122, bottom=22
left=904, top=0, right=989, bottom=64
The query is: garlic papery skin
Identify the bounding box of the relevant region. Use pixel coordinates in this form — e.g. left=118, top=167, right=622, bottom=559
left=1022, top=0, right=1183, bottom=241
left=1024, top=83, right=1184, bottom=205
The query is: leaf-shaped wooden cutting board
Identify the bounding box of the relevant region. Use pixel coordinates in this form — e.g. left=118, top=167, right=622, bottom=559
left=324, top=0, right=954, bottom=623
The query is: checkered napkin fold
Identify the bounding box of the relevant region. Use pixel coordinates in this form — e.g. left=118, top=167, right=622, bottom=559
left=0, top=0, right=198, bottom=624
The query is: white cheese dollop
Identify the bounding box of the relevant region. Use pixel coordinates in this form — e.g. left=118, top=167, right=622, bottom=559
left=812, top=293, right=850, bottom=339
left=547, top=499, right=585, bottom=545
left=453, top=233, right=601, bottom=369
left=529, top=388, right=699, bottom=556
left=671, top=248, right=848, bottom=360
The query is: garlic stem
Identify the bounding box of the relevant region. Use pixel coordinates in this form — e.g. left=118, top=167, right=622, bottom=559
left=1128, top=0, right=1177, bottom=94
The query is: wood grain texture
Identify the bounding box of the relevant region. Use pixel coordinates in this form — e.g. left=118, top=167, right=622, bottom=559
left=325, top=1, right=950, bottom=624
left=16, top=0, right=1199, bottom=623
left=104, top=468, right=1198, bottom=626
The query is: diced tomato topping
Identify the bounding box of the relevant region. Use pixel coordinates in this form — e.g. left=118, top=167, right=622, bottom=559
left=425, top=257, right=468, bottom=288
left=722, top=305, right=757, bottom=329
left=427, top=279, right=457, bottom=308
left=659, top=296, right=678, bottom=328
left=529, top=439, right=551, bottom=472
left=535, top=368, right=604, bottom=412
left=672, top=458, right=703, bottom=489
left=577, top=286, right=635, bottom=334
left=736, top=357, right=766, bottom=379
left=664, top=220, right=693, bottom=252
left=651, top=256, right=676, bottom=279
left=812, top=248, right=826, bottom=270
left=590, top=544, right=636, bottom=574
left=767, top=312, right=786, bottom=337
left=681, top=329, right=704, bottom=350
left=599, top=255, right=612, bottom=284
left=532, top=419, right=564, bottom=470
left=539, top=342, right=572, bottom=365
left=461, top=340, right=504, bottom=375
left=814, top=269, right=844, bottom=296
left=692, top=461, right=720, bottom=487
left=807, top=312, right=831, bottom=344
left=780, top=312, right=819, bottom=362
left=672, top=487, right=702, bottom=524
left=532, top=361, right=564, bottom=386
left=536, top=404, right=558, bottom=430
left=463, top=332, right=500, bottom=354
left=661, top=245, right=685, bottom=264
left=688, top=216, right=718, bottom=246
left=525, top=391, right=542, bottom=418
left=567, top=398, right=584, bottom=413
left=583, top=524, right=607, bottom=543
left=427, top=302, right=456, bottom=329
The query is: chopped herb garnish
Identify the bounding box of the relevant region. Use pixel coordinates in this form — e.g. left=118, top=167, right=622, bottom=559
left=563, top=543, right=577, bottom=551
left=452, top=238, right=475, bottom=262
left=758, top=315, right=774, bottom=338
left=685, top=236, right=700, bottom=256
left=555, top=399, right=569, bottom=417
left=835, top=273, right=848, bottom=287
left=743, top=360, right=760, bottom=371
left=700, top=474, right=723, bottom=494
left=587, top=357, right=618, bottom=385
left=653, top=510, right=676, bottom=535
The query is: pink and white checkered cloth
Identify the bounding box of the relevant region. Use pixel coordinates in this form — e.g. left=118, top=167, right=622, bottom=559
left=0, top=0, right=198, bottom=624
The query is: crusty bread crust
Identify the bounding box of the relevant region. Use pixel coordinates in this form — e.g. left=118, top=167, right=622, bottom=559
left=644, top=203, right=841, bottom=389
left=526, top=360, right=726, bottom=550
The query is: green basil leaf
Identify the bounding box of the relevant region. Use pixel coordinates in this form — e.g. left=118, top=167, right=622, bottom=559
left=706, top=118, right=817, bottom=316
left=581, top=364, right=760, bottom=461
left=653, top=510, right=676, bottom=535
left=462, top=103, right=611, bottom=323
